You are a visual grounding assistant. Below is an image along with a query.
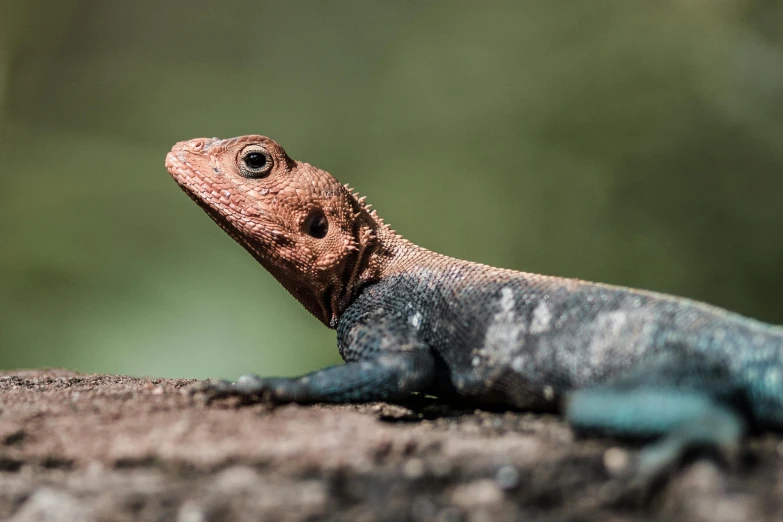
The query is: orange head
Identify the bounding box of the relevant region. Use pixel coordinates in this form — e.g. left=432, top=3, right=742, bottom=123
left=165, top=135, right=391, bottom=326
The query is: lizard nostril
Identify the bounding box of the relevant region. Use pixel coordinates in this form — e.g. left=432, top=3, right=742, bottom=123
left=190, top=140, right=204, bottom=152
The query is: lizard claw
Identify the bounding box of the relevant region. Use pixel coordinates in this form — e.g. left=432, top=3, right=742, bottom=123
left=188, top=378, right=236, bottom=402
left=236, top=373, right=266, bottom=394
left=189, top=375, right=269, bottom=404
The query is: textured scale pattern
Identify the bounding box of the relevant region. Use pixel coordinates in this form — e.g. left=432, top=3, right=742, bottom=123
left=167, top=134, right=783, bottom=480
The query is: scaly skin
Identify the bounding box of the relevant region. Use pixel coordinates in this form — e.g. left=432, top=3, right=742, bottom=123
left=166, top=135, right=783, bottom=478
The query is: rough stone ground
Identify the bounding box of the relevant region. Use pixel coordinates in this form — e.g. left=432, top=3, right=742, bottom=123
left=1, top=370, right=782, bottom=522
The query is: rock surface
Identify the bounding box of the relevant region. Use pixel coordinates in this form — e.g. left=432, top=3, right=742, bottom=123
left=0, top=369, right=781, bottom=521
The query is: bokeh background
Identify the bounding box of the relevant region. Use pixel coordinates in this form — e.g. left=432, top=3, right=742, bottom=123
left=1, top=1, right=781, bottom=379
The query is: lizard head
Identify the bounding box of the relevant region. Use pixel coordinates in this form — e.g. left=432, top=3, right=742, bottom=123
left=165, top=135, right=390, bottom=327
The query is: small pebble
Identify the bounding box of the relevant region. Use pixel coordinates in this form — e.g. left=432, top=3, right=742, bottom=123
left=178, top=501, right=206, bottom=522
left=403, top=458, right=426, bottom=479
left=494, top=465, right=520, bottom=490
left=451, top=479, right=503, bottom=508
left=215, top=466, right=259, bottom=492
left=603, top=447, right=630, bottom=475
left=10, top=488, right=89, bottom=522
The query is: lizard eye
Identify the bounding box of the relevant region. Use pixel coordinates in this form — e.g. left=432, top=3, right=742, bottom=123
left=238, top=146, right=272, bottom=178
left=304, top=209, right=328, bottom=239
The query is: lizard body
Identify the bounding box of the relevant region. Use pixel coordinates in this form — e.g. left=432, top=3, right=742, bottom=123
left=166, top=135, right=783, bottom=476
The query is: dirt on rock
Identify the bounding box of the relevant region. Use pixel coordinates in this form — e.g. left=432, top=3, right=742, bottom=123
left=0, top=369, right=781, bottom=522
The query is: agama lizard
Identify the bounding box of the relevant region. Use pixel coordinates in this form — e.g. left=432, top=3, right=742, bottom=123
left=166, top=134, right=783, bottom=477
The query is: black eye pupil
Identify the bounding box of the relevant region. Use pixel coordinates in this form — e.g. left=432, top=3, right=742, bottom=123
left=305, top=211, right=328, bottom=239
left=244, top=152, right=266, bottom=170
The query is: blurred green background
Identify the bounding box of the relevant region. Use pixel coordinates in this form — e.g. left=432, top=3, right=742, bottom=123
left=1, top=1, right=781, bottom=379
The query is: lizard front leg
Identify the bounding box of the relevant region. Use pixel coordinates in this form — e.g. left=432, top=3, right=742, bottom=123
left=212, top=351, right=435, bottom=404
left=195, top=308, right=436, bottom=404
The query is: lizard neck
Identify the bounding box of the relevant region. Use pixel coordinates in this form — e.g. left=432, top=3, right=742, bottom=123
left=326, top=205, right=432, bottom=328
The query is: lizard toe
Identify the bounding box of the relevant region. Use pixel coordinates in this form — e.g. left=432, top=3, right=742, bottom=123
left=189, top=378, right=242, bottom=403
left=236, top=374, right=267, bottom=395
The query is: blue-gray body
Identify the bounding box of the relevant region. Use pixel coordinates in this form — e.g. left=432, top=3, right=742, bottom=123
left=336, top=260, right=783, bottom=435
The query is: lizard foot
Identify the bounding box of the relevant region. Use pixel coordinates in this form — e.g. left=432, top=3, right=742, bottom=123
left=192, top=353, right=437, bottom=405
left=189, top=374, right=271, bottom=404
left=568, top=387, right=745, bottom=504
left=600, top=435, right=743, bottom=506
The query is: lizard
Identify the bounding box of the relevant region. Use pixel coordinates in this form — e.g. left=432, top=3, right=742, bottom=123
left=165, top=134, right=783, bottom=478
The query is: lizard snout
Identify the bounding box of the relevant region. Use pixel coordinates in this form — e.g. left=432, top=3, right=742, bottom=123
left=170, top=137, right=221, bottom=155
left=165, top=138, right=223, bottom=180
